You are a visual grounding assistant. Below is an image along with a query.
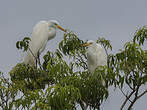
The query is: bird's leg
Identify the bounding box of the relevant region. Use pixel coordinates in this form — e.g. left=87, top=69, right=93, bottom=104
left=35, top=56, right=38, bottom=68
left=37, top=51, right=42, bottom=70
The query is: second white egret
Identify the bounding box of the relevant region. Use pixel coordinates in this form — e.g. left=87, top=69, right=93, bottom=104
left=24, top=20, right=66, bottom=66
left=82, top=40, right=107, bottom=73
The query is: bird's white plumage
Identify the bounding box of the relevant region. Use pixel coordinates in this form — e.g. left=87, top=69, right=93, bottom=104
left=86, top=40, right=107, bottom=73
left=24, top=20, right=63, bottom=66
left=49, top=20, right=59, bottom=25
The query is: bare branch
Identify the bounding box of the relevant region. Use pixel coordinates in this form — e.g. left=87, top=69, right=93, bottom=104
left=127, top=85, right=145, bottom=110
left=118, top=86, right=132, bottom=103
left=127, top=82, right=134, bottom=91
left=120, top=90, right=135, bottom=110
left=137, top=89, right=147, bottom=99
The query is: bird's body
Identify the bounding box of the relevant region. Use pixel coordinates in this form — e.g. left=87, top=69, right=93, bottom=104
left=24, top=20, right=66, bottom=66
left=83, top=40, right=107, bottom=73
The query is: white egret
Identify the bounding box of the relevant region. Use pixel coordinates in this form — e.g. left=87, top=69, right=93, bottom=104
left=24, top=20, right=66, bottom=66
left=82, top=40, right=107, bottom=73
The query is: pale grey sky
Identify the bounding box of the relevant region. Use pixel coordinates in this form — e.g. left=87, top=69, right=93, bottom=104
left=0, top=0, right=147, bottom=110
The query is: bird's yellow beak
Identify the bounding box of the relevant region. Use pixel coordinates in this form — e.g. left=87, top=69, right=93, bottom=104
left=82, top=43, right=91, bottom=47
left=57, top=25, right=67, bottom=32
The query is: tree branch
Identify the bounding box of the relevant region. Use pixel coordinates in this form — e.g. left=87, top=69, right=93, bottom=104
left=118, top=86, right=132, bottom=103
left=127, top=85, right=142, bottom=110
left=120, top=90, right=135, bottom=110
left=137, top=89, right=147, bottom=99
left=127, top=82, right=134, bottom=91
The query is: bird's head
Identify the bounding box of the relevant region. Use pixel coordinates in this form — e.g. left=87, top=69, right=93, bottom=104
left=82, top=40, right=95, bottom=47
left=48, top=20, right=67, bottom=32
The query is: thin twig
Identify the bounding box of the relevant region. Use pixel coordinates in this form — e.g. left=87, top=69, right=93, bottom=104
left=127, top=82, right=134, bottom=91
left=127, top=85, right=142, bottom=110
left=118, top=86, right=132, bottom=103
left=137, top=89, right=147, bottom=99
left=120, top=90, right=135, bottom=110
left=127, top=96, right=137, bottom=110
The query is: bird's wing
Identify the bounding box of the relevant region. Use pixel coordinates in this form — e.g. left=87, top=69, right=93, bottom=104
left=95, top=44, right=107, bottom=66
left=29, top=21, right=49, bottom=55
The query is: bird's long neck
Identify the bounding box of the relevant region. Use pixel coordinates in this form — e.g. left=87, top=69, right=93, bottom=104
left=48, top=27, right=56, bottom=41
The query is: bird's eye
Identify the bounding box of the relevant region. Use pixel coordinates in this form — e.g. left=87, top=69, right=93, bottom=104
left=50, top=24, right=56, bottom=28
left=54, top=23, right=57, bottom=25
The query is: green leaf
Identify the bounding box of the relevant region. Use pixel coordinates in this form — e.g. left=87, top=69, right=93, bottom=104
left=16, top=41, right=20, bottom=49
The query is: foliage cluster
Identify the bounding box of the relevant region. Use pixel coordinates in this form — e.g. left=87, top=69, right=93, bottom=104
left=0, top=27, right=147, bottom=110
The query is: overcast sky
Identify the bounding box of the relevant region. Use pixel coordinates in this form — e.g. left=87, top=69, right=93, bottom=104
left=0, top=0, right=147, bottom=110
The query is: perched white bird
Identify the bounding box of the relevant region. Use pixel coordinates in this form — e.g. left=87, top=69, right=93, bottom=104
left=82, top=40, right=107, bottom=73
left=24, top=20, right=66, bottom=66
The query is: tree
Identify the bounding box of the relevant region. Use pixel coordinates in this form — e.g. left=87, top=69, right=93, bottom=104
left=0, top=27, right=147, bottom=110
left=109, top=26, right=147, bottom=110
